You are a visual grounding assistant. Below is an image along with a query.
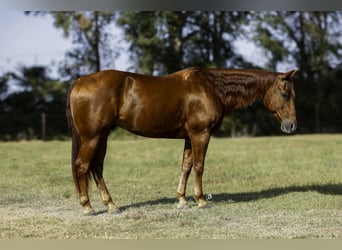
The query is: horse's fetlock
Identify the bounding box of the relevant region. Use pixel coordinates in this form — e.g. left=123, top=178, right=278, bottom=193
left=80, top=196, right=89, bottom=206
left=102, top=198, right=111, bottom=206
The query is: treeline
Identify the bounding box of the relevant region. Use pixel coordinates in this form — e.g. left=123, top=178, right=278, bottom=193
left=0, top=67, right=70, bottom=140
left=1, top=11, right=342, bottom=140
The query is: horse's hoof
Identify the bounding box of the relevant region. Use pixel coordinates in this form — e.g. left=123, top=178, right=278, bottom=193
left=177, top=203, right=192, bottom=210
left=83, top=208, right=96, bottom=216
left=197, top=203, right=211, bottom=209
left=108, top=208, right=121, bottom=214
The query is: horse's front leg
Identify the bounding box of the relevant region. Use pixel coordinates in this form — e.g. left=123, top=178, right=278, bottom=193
left=190, top=131, right=211, bottom=208
left=177, top=138, right=193, bottom=209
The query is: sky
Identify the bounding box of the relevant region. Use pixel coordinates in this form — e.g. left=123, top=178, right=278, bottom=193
left=0, top=11, right=72, bottom=75
left=0, top=11, right=130, bottom=77
left=0, top=11, right=269, bottom=79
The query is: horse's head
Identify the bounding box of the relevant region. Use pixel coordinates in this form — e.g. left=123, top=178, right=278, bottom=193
left=263, top=70, right=297, bottom=134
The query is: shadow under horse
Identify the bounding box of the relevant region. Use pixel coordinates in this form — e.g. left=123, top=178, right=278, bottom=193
left=115, top=183, right=342, bottom=213
left=66, top=67, right=297, bottom=215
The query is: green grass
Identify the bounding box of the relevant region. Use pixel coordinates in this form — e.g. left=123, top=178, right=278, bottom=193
left=0, top=134, right=341, bottom=239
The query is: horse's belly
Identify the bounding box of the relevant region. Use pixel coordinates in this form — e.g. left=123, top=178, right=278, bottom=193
left=117, top=78, right=189, bottom=138
left=117, top=108, right=187, bottom=139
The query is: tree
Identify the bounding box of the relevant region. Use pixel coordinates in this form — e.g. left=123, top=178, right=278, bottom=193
left=117, top=11, right=252, bottom=75
left=116, top=12, right=163, bottom=74
left=0, top=73, right=9, bottom=103
left=27, top=11, right=117, bottom=79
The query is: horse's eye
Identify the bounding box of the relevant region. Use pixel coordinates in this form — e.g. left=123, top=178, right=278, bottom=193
left=282, top=92, right=290, bottom=99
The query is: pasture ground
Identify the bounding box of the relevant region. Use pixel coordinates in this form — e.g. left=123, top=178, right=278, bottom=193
left=0, top=134, right=341, bottom=239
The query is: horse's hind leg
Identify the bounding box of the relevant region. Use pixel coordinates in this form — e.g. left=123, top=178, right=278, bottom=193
left=75, top=136, right=100, bottom=215
left=90, top=133, right=119, bottom=214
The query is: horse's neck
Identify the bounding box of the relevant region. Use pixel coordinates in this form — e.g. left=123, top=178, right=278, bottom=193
left=201, top=69, right=275, bottom=112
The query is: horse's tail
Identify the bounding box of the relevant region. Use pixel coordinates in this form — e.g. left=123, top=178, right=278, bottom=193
left=66, top=81, right=81, bottom=194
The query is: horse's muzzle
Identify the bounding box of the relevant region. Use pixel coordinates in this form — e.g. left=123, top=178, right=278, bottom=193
left=280, top=119, right=297, bottom=134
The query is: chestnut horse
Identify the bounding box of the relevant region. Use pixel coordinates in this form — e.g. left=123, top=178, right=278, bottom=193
left=66, top=67, right=297, bottom=215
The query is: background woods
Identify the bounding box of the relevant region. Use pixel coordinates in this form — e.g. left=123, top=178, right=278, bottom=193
left=1, top=11, right=342, bottom=140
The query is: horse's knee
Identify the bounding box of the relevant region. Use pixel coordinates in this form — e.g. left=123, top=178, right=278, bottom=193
left=193, top=163, right=204, bottom=175
left=182, top=163, right=192, bottom=173
left=182, top=157, right=193, bottom=173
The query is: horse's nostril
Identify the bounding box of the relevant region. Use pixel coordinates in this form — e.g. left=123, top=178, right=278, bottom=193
left=281, top=120, right=297, bottom=133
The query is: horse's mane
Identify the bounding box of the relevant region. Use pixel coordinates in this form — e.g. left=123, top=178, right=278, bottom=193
left=197, top=68, right=278, bottom=111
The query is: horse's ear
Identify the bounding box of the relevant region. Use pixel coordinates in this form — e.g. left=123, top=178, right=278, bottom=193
left=284, top=70, right=297, bottom=79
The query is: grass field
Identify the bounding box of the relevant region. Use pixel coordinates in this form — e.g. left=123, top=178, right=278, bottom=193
left=0, top=134, right=341, bottom=239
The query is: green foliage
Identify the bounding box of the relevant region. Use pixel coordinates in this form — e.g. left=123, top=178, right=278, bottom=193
left=27, top=11, right=117, bottom=78
left=117, top=11, right=251, bottom=74
left=117, top=12, right=163, bottom=74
